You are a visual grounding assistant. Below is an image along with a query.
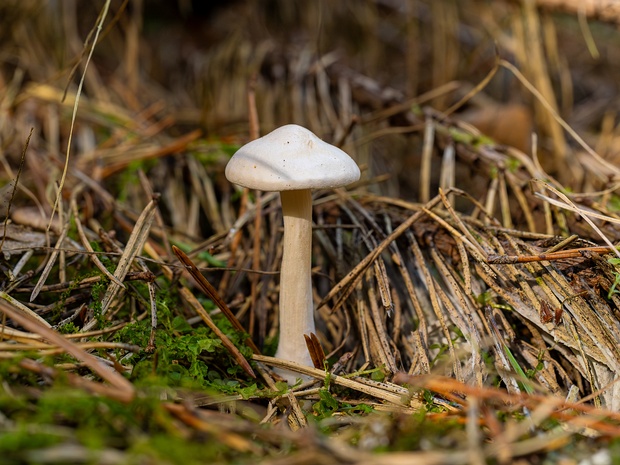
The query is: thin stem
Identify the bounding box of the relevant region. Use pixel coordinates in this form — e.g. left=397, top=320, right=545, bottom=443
left=275, top=189, right=315, bottom=374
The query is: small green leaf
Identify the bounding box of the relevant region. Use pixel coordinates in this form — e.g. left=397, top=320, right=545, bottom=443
left=503, top=344, right=534, bottom=394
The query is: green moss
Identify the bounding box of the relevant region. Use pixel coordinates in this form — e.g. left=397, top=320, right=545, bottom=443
left=57, top=321, right=80, bottom=334
left=90, top=279, right=108, bottom=328
left=507, top=156, right=522, bottom=173
left=128, top=433, right=232, bottom=465
left=0, top=379, right=250, bottom=465
left=0, top=425, right=65, bottom=456
left=395, top=411, right=465, bottom=452
left=447, top=126, right=495, bottom=148
left=312, top=388, right=340, bottom=421
left=116, top=311, right=257, bottom=394
left=189, top=139, right=240, bottom=165
left=609, top=194, right=620, bottom=213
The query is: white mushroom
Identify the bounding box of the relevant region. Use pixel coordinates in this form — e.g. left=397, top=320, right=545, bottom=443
left=225, top=124, right=360, bottom=383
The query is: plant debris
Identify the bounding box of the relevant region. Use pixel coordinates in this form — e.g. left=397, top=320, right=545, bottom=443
left=3, top=1, right=620, bottom=463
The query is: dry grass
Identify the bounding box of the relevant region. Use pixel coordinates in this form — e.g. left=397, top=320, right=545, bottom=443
left=2, top=0, right=620, bottom=463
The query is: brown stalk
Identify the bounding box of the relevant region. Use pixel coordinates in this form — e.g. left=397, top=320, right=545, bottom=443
left=487, top=245, right=618, bottom=264
left=163, top=403, right=258, bottom=453
left=70, top=198, right=124, bottom=287
left=145, top=243, right=256, bottom=379
left=100, top=130, right=202, bottom=178
left=317, top=205, right=427, bottom=312
left=304, top=332, right=326, bottom=369
left=396, top=372, right=620, bottom=426
left=172, top=245, right=260, bottom=354
left=81, top=196, right=159, bottom=333
left=29, top=216, right=70, bottom=302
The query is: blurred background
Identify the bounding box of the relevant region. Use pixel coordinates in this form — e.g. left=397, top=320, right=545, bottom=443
left=2, top=0, right=620, bottom=237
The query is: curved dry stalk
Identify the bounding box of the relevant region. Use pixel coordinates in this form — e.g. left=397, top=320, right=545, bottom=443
left=49, top=0, right=111, bottom=234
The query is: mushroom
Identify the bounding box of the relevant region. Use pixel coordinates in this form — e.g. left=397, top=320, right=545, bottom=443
left=225, top=124, right=360, bottom=383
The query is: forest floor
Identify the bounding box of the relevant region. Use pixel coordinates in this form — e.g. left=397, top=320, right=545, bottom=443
left=2, top=1, right=620, bottom=463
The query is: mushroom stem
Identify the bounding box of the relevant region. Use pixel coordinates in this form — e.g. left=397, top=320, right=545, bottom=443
left=274, top=189, right=315, bottom=379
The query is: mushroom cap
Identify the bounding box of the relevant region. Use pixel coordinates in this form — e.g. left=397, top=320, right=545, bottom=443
left=225, top=124, right=360, bottom=191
